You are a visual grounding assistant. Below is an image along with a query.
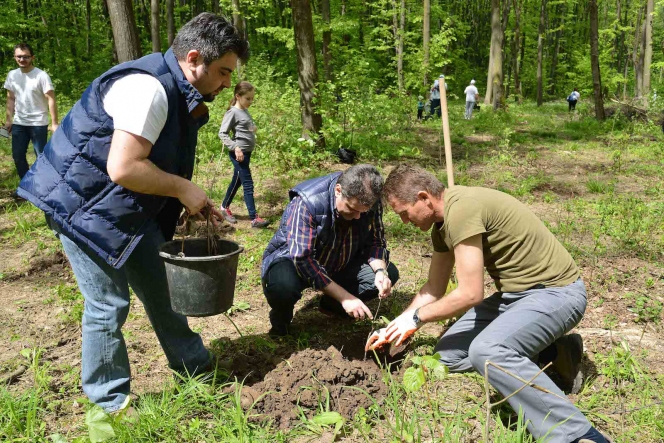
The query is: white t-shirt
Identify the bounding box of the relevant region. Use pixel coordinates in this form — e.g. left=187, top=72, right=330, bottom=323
left=4, top=67, right=54, bottom=126
left=100, top=74, right=168, bottom=145
left=570, top=91, right=580, bottom=101
left=464, top=85, right=479, bottom=102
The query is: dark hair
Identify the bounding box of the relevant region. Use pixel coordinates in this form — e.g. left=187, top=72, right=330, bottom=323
left=14, top=43, right=34, bottom=56
left=228, top=81, right=255, bottom=110
left=384, top=165, right=445, bottom=203
left=337, top=164, right=383, bottom=207
left=172, top=13, right=249, bottom=66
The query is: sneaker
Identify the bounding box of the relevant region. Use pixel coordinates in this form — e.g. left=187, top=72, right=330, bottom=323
left=220, top=206, right=237, bottom=224
left=251, top=216, right=270, bottom=228
left=551, top=333, right=584, bottom=394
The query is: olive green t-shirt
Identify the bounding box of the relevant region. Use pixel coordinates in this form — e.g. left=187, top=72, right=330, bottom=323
left=431, top=186, right=580, bottom=293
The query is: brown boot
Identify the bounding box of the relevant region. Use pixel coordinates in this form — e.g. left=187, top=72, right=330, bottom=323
left=551, top=333, right=584, bottom=394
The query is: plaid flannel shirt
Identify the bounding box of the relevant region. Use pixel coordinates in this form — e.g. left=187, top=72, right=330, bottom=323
left=285, top=196, right=389, bottom=289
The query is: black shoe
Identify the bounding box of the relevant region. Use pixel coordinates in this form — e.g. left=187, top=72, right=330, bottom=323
left=268, top=324, right=291, bottom=338
left=551, top=333, right=584, bottom=394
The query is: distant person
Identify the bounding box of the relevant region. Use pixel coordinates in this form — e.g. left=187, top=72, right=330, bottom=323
left=464, top=80, right=479, bottom=120
left=17, top=13, right=249, bottom=414
left=261, top=165, right=399, bottom=337
left=218, top=81, right=270, bottom=228
left=429, top=77, right=447, bottom=118
left=3, top=43, right=59, bottom=180
left=417, top=95, right=425, bottom=120
left=567, top=88, right=580, bottom=112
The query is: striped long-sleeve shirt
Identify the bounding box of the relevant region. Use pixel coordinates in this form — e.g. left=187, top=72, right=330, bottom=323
left=285, top=196, right=389, bottom=289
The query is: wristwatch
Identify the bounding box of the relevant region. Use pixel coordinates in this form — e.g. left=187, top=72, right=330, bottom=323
left=374, top=268, right=386, bottom=275
left=412, top=307, right=422, bottom=326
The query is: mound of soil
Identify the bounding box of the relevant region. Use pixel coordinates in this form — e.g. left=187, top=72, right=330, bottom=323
left=245, top=345, right=387, bottom=430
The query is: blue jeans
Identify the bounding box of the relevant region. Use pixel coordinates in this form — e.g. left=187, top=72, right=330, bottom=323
left=222, top=150, right=257, bottom=220
left=11, top=124, right=48, bottom=178
left=58, top=225, right=210, bottom=412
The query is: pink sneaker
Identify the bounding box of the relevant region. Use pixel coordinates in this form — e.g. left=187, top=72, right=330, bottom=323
left=251, top=216, right=270, bottom=228
left=220, top=206, right=237, bottom=224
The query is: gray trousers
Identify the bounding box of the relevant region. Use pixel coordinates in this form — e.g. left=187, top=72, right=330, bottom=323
left=435, top=279, right=591, bottom=443
left=465, top=101, right=475, bottom=119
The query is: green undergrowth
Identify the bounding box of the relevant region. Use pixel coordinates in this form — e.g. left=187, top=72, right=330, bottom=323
left=0, top=95, right=663, bottom=442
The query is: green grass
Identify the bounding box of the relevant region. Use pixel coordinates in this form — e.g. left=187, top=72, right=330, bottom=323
left=1, top=96, right=663, bottom=442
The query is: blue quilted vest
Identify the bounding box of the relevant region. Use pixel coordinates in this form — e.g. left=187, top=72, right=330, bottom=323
left=17, top=49, right=209, bottom=269
left=261, top=172, right=376, bottom=278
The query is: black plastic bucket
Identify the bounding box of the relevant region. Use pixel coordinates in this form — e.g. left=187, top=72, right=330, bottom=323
left=159, top=238, right=244, bottom=317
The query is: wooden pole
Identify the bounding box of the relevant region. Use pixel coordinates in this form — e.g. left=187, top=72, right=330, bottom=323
left=439, top=75, right=455, bottom=187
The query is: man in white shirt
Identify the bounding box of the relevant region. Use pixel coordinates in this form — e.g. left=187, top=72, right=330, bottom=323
left=3, top=43, right=59, bottom=179
left=464, top=80, right=479, bottom=120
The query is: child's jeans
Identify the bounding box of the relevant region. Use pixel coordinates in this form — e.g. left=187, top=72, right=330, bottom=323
left=222, top=150, right=257, bottom=220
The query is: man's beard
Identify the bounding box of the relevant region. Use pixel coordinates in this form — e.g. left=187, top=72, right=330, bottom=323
left=202, top=93, right=216, bottom=102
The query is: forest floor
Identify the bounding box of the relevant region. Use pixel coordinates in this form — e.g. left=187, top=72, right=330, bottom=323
left=0, top=101, right=663, bottom=442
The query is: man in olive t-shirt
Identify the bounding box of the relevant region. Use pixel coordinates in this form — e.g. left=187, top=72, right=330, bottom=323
left=365, top=165, right=609, bottom=443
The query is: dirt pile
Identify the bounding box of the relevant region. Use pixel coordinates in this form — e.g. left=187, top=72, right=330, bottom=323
left=245, top=345, right=387, bottom=429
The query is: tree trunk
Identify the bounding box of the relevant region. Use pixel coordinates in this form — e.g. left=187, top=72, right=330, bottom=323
left=423, top=0, right=430, bottom=88
left=484, top=48, right=494, bottom=104
left=589, top=0, right=605, bottom=120
left=212, top=0, right=220, bottom=13
left=151, top=0, right=161, bottom=53
left=167, top=0, right=175, bottom=45
left=490, top=0, right=503, bottom=109
left=194, top=0, right=203, bottom=15
left=321, top=0, right=333, bottom=82
left=106, top=0, right=142, bottom=62
left=633, top=7, right=643, bottom=97
left=86, top=0, right=92, bottom=57
left=232, top=0, right=244, bottom=77
left=512, top=0, right=522, bottom=103
left=548, top=3, right=563, bottom=96
left=393, top=0, right=405, bottom=92
left=642, top=0, right=653, bottom=102
left=536, top=0, right=546, bottom=106
left=291, top=0, right=323, bottom=142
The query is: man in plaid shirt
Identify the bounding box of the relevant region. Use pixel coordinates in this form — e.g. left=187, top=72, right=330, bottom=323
left=261, top=164, right=399, bottom=337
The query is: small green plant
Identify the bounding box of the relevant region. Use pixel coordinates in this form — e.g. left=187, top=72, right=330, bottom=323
left=586, top=178, right=614, bottom=194
left=627, top=292, right=663, bottom=324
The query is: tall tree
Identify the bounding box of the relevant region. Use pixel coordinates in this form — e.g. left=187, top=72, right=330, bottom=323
left=536, top=0, right=546, bottom=106
left=151, top=0, right=161, bottom=53
left=512, top=0, right=523, bottom=103
left=86, top=0, right=92, bottom=58
left=291, top=0, right=323, bottom=142
left=232, top=0, right=244, bottom=77
left=489, top=0, right=504, bottom=109
left=167, top=0, right=175, bottom=46
left=589, top=0, right=605, bottom=120
left=321, top=0, right=333, bottom=82
left=641, top=0, right=654, bottom=101
left=423, top=0, right=430, bottom=88
left=106, top=0, right=142, bottom=62
left=393, top=0, right=405, bottom=92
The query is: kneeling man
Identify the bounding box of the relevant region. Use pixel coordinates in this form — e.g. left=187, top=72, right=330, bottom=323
left=368, top=165, right=608, bottom=443
left=262, top=164, right=399, bottom=337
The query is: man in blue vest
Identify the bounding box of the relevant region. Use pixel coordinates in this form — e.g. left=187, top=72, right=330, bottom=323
left=262, top=164, right=399, bottom=337
left=17, top=13, right=249, bottom=414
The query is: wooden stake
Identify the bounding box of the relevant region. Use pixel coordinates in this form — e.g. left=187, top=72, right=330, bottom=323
left=438, top=75, right=454, bottom=187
